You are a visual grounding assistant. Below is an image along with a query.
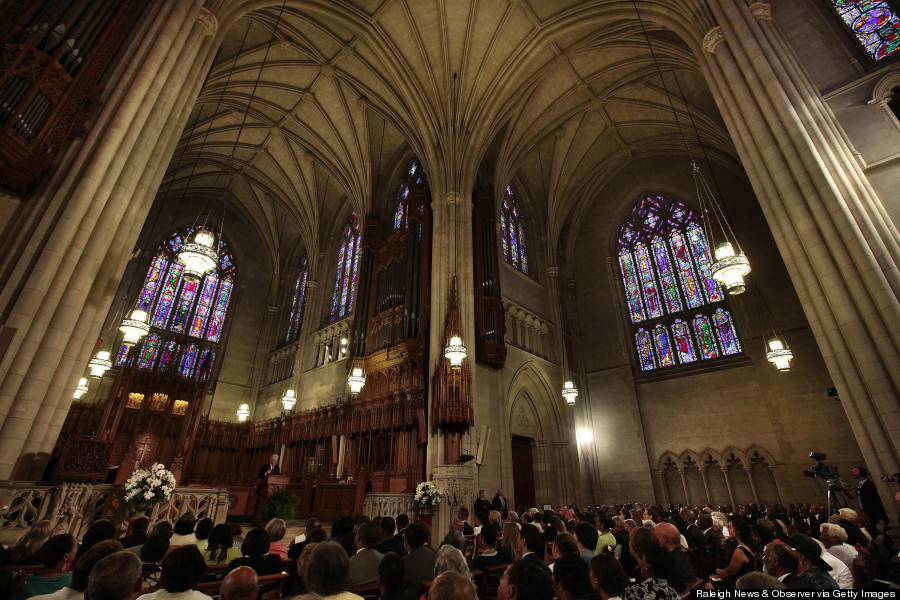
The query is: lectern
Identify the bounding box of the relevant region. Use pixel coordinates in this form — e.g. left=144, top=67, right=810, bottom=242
left=256, top=474, right=290, bottom=516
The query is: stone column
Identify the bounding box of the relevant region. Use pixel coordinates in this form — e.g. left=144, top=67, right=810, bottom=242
left=0, top=0, right=219, bottom=479
left=678, top=469, right=691, bottom=507
left=721, top=467, right=736, bottom=510
left=695, top=0, right=900, bottom=513
left=699, top=468, right=712, bottom=506
left=744, top=466, right=760, bottom=507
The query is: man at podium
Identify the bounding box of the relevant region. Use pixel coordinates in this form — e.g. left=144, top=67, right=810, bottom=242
left=258, top=454, right=281, bottom=479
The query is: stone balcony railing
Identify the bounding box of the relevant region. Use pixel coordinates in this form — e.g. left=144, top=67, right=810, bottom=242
left=0, top=481, right=229, bottom=543
left=361, top=492, right=415, bottom=521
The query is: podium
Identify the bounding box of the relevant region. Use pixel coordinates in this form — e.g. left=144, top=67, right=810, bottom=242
left=256, top=475, right=289, bottom=517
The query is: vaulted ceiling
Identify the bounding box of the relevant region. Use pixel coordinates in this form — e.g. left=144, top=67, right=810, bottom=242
left=156, top=0, right=738, bottom=268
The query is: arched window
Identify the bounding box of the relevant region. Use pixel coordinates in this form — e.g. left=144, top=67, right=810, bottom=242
left=500, top=185, right=528, bottom=274
left=285, top=254, right=310, bottom=342
left=115, top=227, right=235, bottom=379
left=393, top=160, right=427, bottom=229
left=829, top=1, right=900, bottom=60
left=618, top=195, right=742, bottom=372
left=331, top=213, right=361, bottom=320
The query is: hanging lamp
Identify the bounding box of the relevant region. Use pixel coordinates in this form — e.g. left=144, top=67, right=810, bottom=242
left=88, top=350, right=113, bottom=377
left=177, top=228, right=219, bottom=283
left=281, top=389, right=296, bottom=411
left=765, top=337, right=793, bottom=372
left=73, top=378, right=89, bottom=399
left=119, top=308, right=150, bottom=344
left=444, top=335, right=467, bottom=370
left=236, top=403, right=250, bottom=422
left=347, top=365, right=366, bottom=394
left=562, top=380, right=579, bottom=406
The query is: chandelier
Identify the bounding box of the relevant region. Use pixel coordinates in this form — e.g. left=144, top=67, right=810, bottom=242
left=347, top=366, right=366, bottom=395
left=281, top=389, right=296, bottom=411
left=73, top=378, right=89, bottom=399
left=766, top=338, right=793, bottom=372
left=444, top=335, right=467, bottom=370
left=177, top=228, right=218, bottom=283
left=119, top=308, right=150, bottom=344
left=88, top=350, right=113, bottom=377
left=236, top=403, right=250, bottom=422
left=562, top=380, right=579, bottom=406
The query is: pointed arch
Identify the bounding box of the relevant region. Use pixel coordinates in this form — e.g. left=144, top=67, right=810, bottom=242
left=506, top=361, right=567, bottom=441
left=330, top=212, right=361, bottom=320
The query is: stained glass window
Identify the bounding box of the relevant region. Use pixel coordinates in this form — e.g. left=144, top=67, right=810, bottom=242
left=331, top=213, right=361, bottom=320
left=830, top=0, right=900, bottom=60
left=286, top=255, right=310, bottom=342
left=501, top=185, right=529, bottom=274
left=617, top=195, right=742, bottom=371
left=197, top=348, right=215, bottom=381
left=179, top=344, right=198, bottom=378
left=392, top=160, right=426, bottom=229
left=123, top=227, right=236, bottom=380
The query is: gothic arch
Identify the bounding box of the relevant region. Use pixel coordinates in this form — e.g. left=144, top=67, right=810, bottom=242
left=506, top=361, right=566, bottom=441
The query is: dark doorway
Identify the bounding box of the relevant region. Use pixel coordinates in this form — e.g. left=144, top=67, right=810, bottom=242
left=511, top=435, right=536, bottom=509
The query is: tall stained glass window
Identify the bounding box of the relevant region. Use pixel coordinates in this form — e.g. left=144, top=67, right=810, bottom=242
left=829, top=1, right=900, bottom=60
left=618, top=195, right=742, bottom=372
left=117, top=227, right=236, bottom=379
left=285, top=255, right=310, bottom=342
left=331, top=213, right=361, bottom=320
left=393, top=160, right=427, bottom=229
left=500, top=185, right=528, bottom=274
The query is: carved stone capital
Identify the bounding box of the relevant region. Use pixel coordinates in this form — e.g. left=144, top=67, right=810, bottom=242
left=307, top=280, right=319, bottom=291
left=547, top=266, right=560, bottom=277
left=703, top=27, right=725, bottom=54
left=748, top=3, right=772, bottom=21
left=196, top=8, right=218, bottom=37
left=445, top=191, right=461, bottom=206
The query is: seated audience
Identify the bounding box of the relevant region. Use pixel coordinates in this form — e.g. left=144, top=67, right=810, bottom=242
left=519, top=525, right=550, bottom=577
left=428, top=571, right=477, bottom=600
left=440, top=530, right=468, bottom=560
left=227, top=528, right=282, bottom=576
left=819, top=523, right=857, bottom=573
left=170, top=515, right=197, bottom=545
left=142, top=545, right=208, bottom=599
left=551, top=553, right=592, bottom=600
left=713, top=518, right=756, bottom=589
left=653, top=522, right=694, bottom=593
left=501, top=523, right=522, bottom=564
left=86, top=551, right=144, bottom=600
left=230, top=524, right=244, bottom=549
left=219, top=566, right=257, bottom=600
left=589, top=554, right=630, bottom=600
left=377, top=552, right=405, bottom=600
left=401, top=522, right=436, bottom=594
left=20, top=534, right=77, bottom=600
left=735, top=572, right=785, bottom=589
left=348, top=522, right=384, bottom=588
left=120, top=518, right=149, bottom=551
left=9, top=520, right=53, bottom=565
left=264, top=519, right=288, bottom=561
left=786, top=534, right=838, bottom=590
left=30, top=539, right=121, bottom=600
left=140, top=534, right=170, bottom=589
left=623, top=539, right=678, bottom=600
left=471, top=526, right=505, bottom=572
left=594, top=516, right=616, bottom=555
left=433, top=545, right=469, bottom=579
left=497, top=561, right=553, bottom=600
left=75, top=521, right=116, bottom=564
left=574, top=523, right=597, bottom=567
left=203, top=524, right=241, bottom=566
left=304, top=542, right=362, bottom=600
left=761, top=542, right=802, bottom=588
left=375, top=518, right=405, bottom=557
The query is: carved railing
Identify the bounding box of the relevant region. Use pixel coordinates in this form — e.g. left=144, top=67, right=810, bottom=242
left=362, top=492, right=415, bottom=520
left=0, top=482, right=229, bottom=539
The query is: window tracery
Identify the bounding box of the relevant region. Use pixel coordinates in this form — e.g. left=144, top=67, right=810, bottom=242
left=393, top=160, right=426, bottom=229
left=829, top=0, right=900, bottom=60
left=500, top=185, right=528, bottom=274
left=618, top=195, right=742, bottom=371
left=331, top=213, right=361, bottom=319
left=286, top=254, right=309, bottom=342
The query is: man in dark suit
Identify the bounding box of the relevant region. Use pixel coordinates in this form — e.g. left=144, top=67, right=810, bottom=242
left=853, top=466, right=889, bottom=531
left=120, top=517, right=149, bottom=549
left=680, top=509, right=705, bottom=548
left=348, top=522, right=384, bottom=587
left=394, top=513, right=410, bottom=542
left=257, top=454, right=280, bottom=479
left=696, top=512, right=720, bottom=547
left=474, top=490, right=492, bottom=516
left=401, top=522, right=437, bottom=594
left=457, top=507, right=474, bottom=535
left=762, top=541, right=803, bottom=588
left=519, top=524, right=551, bottom=575
left=376, top=516, right=407, bottom=556
left=491, top=489, right=508, bottom=517
left=654, top=523, right=695, bottom=594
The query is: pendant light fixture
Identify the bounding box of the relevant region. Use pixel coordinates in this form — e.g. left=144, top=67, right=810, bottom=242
left=281, top=389, right=296, bottom=411
left=443, top=194, right=467, bottom=369
left=236, top=403, right=250, bottom=422
left=765, top=338, right=793, bottom=372
left=562, top=380, right=579, bottom=406
left=88, top=350, right=113, bottom=377
left=347, top=362, right=366, bottom=395
left=444, top=333, right=467, bottom=370
left=631, top=0, right=750, bottom=295
left=177, top=228, right=219, bottom=283
left=119, top=308, right=150, bottom=344
left=746, top=277, right=794, bottom=372
left=73, top=378, right=89, bottom=399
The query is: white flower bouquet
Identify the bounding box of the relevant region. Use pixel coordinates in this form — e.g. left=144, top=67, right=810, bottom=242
left=413, top=481, right=442, bottom=512
left=122, top=463, right=176, bottom=509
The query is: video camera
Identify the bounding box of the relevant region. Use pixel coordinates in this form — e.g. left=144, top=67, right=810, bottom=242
left=881, top=473, right=900, bottom=483
left=802, top=451, right=839, bottom=480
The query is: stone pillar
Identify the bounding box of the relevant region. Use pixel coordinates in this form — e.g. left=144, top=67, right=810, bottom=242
left=678, top=469, right=691, bottom=507
left=745, top=467, right=760, bottom=507
left=696, top=0, right=900, bottom=514
left=721, top=467, right=736, bottom=510
left=432, top=463, right=476, bottom=545
left=0, top=0, right=219, bottom=479
left=699, top=468, right=712, bottom=506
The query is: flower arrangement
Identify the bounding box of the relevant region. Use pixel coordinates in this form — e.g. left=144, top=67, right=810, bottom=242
left=123, top=463, right=176, bottom=509
left=413, top=481, right=442, bottom=512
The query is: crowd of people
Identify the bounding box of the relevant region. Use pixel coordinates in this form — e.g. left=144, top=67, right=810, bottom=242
left=1, top=491, right=897, bottom=600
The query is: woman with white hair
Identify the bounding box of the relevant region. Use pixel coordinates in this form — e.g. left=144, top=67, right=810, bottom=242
left=819, top=523, right=858, bottom=575
left=433, top=545, right=471, bottom=580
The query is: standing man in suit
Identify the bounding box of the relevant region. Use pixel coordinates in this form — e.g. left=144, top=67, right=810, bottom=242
left=258, top=454, right=280, bottom=479
left=474, top=490, right=492, bottom=516
left=348, top=522, right=384, bottom=587
left=853, top=466, right=889, bottom=533
left=492, top=489, right=508, bottom=518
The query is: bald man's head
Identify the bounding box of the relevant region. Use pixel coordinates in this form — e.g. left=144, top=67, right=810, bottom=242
left=429, top=571, right=477, bottom=600
left=221, top=566, right=258, bottom=600
left=654, top=523, right=680, bottom=549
